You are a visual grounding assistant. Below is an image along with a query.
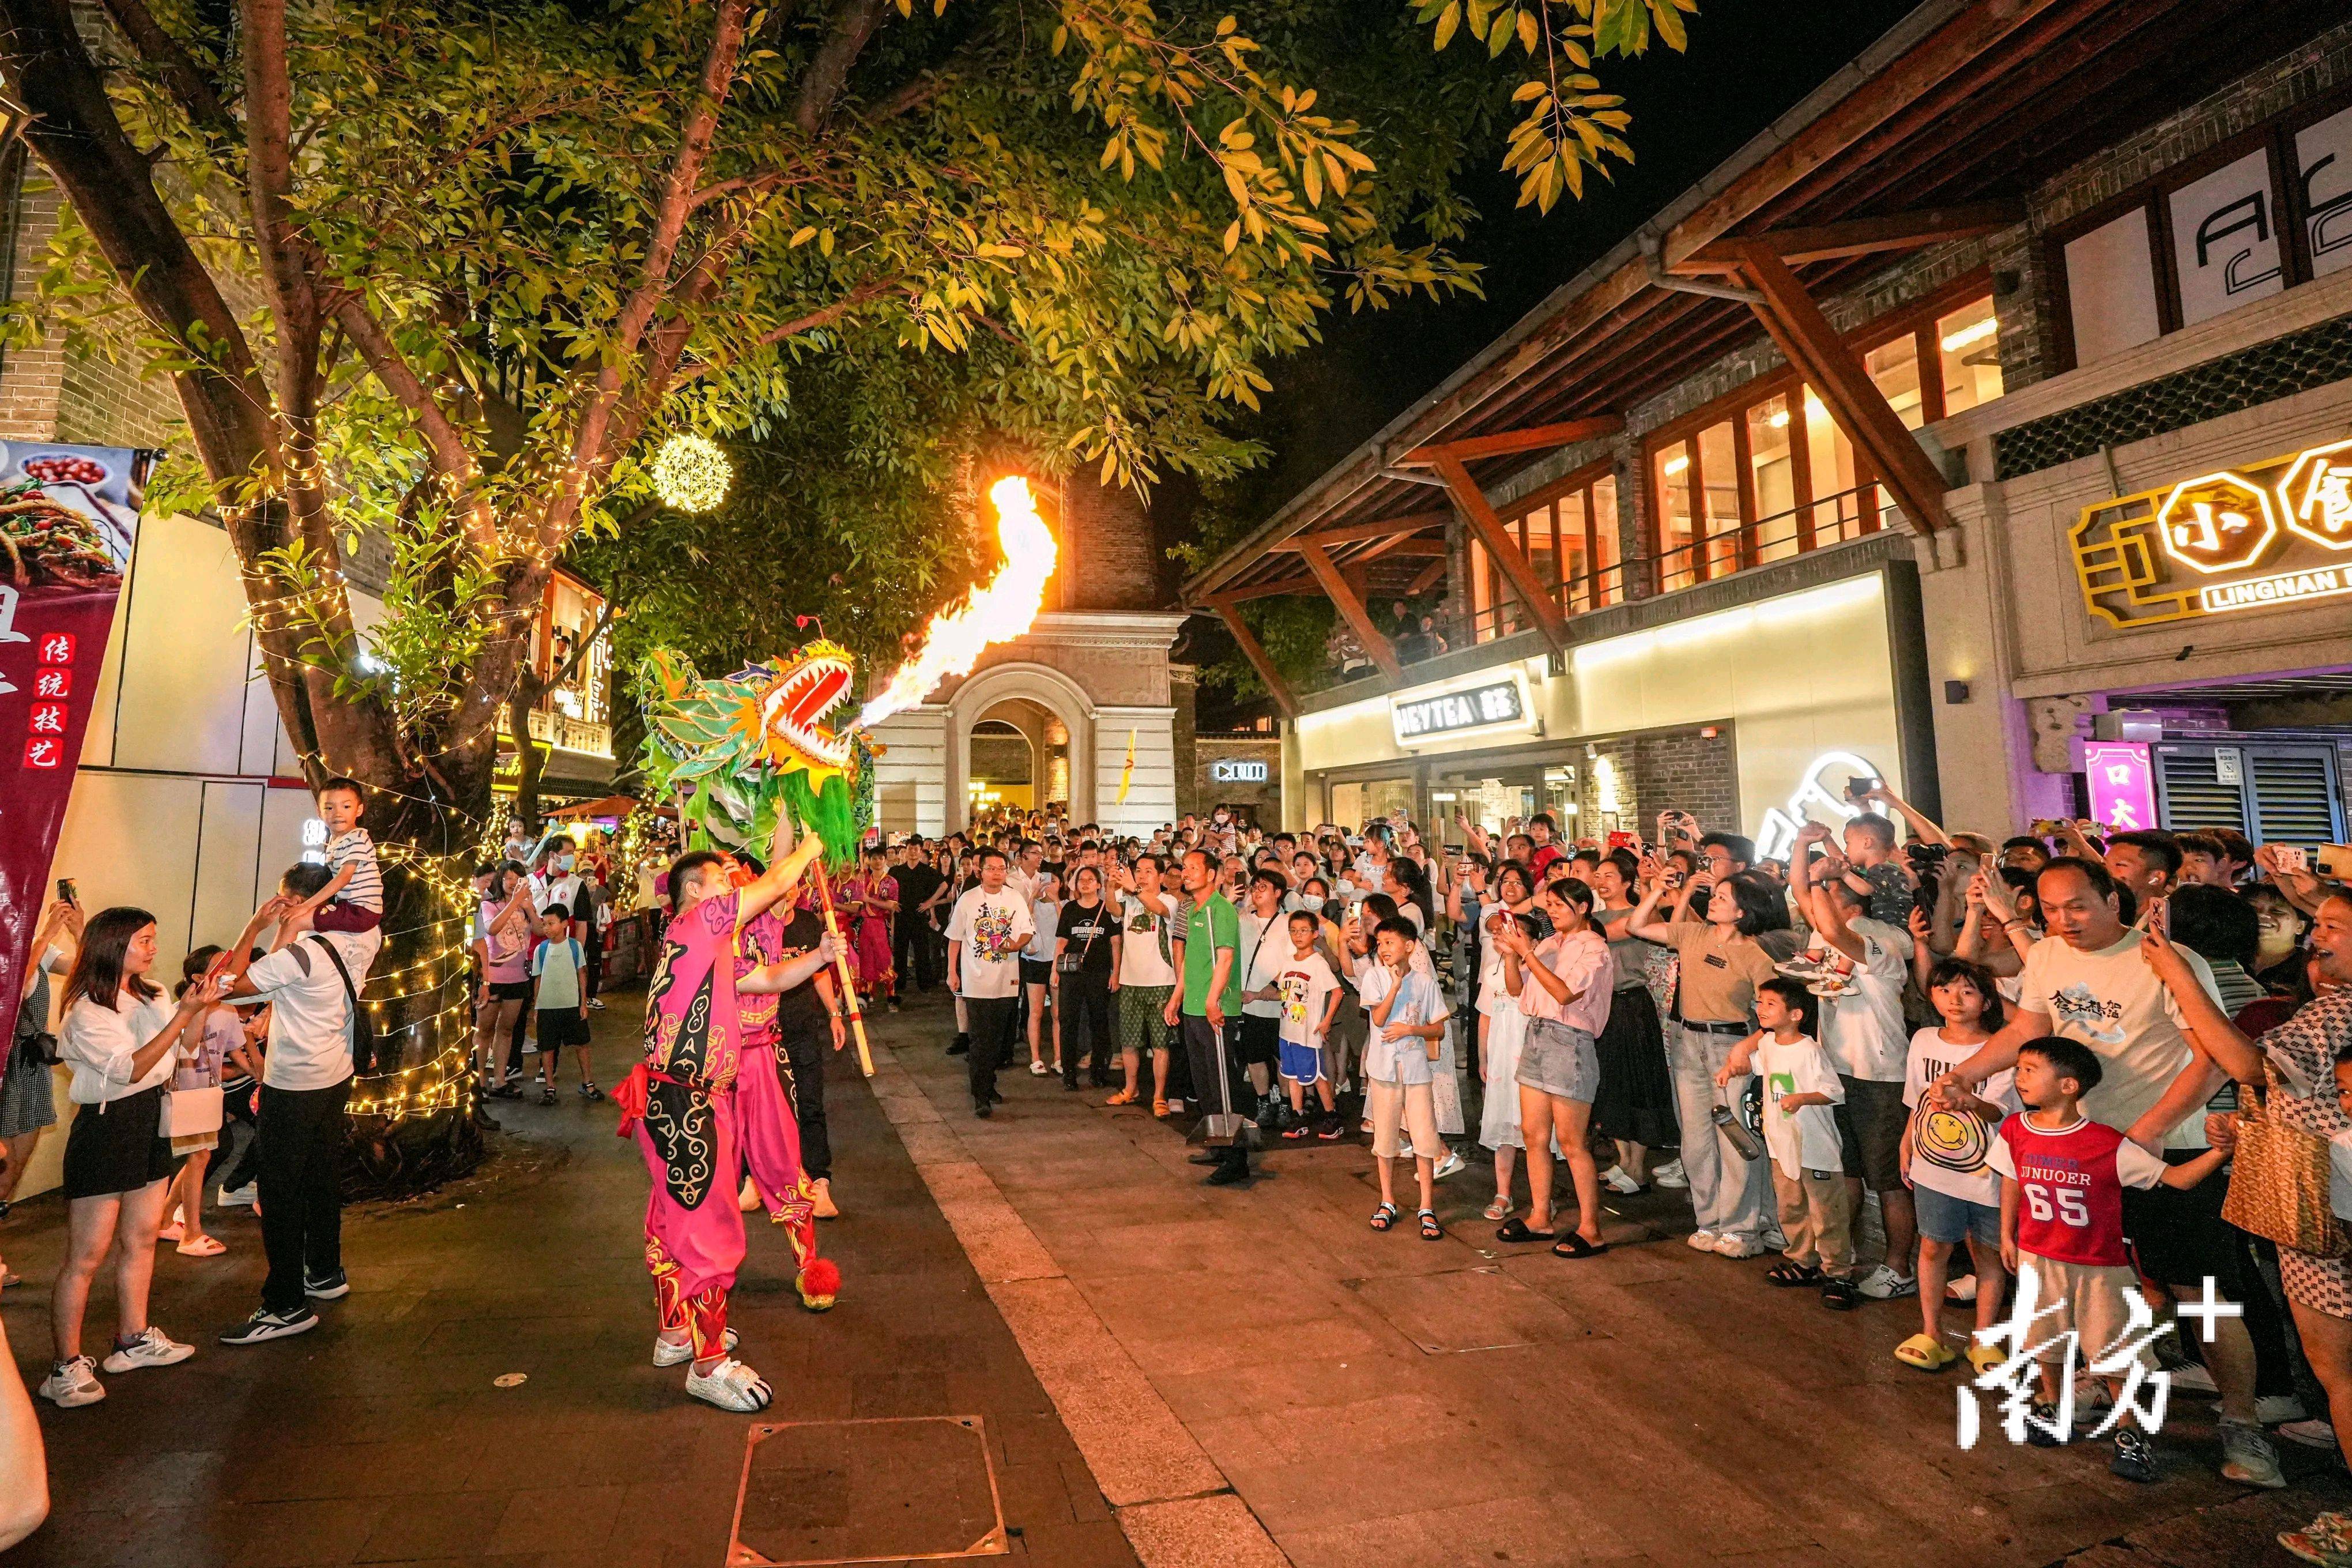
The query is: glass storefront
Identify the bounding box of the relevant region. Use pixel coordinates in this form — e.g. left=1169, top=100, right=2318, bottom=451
left=1427, top=760, right=1578, bottom=838
left=1328, top=776, right=1417, bottom=827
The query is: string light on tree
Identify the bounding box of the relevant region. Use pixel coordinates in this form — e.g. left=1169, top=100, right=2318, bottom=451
left=650, top=434, right=733, bottom=513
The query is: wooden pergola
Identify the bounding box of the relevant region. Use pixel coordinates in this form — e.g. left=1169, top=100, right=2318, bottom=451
left=1183, top=0, right=2332, bottom=718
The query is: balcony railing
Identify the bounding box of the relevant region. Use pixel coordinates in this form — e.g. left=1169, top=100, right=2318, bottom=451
left=1652, top=484, right=1893, bottom=593
left=526, top=706, right=614, bottom=759
left=1466, top=559, right=1633, bottom=646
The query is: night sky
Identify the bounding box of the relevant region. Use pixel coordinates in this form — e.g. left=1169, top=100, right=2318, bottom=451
left=1172, top=0, right=1924, bottom=714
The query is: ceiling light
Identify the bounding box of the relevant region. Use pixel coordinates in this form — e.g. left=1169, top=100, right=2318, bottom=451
left=1939, top=315, right=1999, bottom=354
left=1662, top=454, right=1690, bottom=476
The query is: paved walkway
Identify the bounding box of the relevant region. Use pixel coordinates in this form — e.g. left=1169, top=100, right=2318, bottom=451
left=0, top=1002, right=1136, bottom=1568
left=879, top=989, right=2351, bottom=1568
left=6, top=986, right=2346, bottom=1568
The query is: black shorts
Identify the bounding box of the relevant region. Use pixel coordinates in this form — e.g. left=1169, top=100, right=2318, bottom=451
left=487, top=979, right=533, bottom=1004
left=1832, top=1076, right=1906, bottom=1193
left=1020, top=958, right=1054, bottom=987
left=62, top=1084, right=176, bottom=1200
left=2123, top=1149, right=2245, bottom=1294
left=1236, top=1014, right=1280, bottom=1069
left=536, top=1008, right=590, bottom=1051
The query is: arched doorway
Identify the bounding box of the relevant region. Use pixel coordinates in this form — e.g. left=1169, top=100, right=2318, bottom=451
left=945, top=664, right=1095, bottom=831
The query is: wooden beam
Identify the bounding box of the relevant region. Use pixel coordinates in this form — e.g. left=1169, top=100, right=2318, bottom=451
left=1671, top=201, right=2025, bottom=274
left=1730, top=241, right=1951, bottom=535
left=1216, top=574, right=1318, bottom=603
left=1272, top=511, right=1451, bottom=548
left=1406, top=556, right=1448, bottom=595
left=1403, top=415, right=1624, bottom=465
left=1428, top=454, right=1573, bottom=654
left=1353, top=536, right=1448, bottom=562
left=1296, top=540, right=1403, bottom=683
left=1204, top=597, right=1299, bottom=720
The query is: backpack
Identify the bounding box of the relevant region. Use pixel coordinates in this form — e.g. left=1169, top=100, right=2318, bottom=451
left=307, top=935, right=379, bottom=1076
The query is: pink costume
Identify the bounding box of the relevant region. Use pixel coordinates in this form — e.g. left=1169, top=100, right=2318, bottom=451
left=616, top=890, right=835, bottom=1364
left=842, top=873, right=898, bottom=996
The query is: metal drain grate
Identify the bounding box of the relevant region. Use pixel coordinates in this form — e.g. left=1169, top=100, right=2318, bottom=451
left=728, top=1415, right=1009, bottom=1567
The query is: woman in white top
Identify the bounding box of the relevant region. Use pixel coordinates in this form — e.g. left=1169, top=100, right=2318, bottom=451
left=42, top=908, right=221, bottom=1407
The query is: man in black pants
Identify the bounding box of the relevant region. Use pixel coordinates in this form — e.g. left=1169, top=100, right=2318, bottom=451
left=216, top=868, right=359, bottom=1343
left=945, top=849, right=1033, bottom=1118
left=892, top=839, right=941, bottom=995
left=767, top=902, right=845, bottom=1217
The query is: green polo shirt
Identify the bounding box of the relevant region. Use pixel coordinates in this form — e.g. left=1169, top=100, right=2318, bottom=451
left=1181, top=892, right=1242, bottom=1017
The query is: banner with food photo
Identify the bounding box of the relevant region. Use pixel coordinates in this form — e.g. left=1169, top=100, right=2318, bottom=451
left=0, top=442, right=148, bottom=1048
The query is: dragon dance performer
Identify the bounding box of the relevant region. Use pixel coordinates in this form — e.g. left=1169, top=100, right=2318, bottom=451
left=616, top=813, right=842, bottom=1412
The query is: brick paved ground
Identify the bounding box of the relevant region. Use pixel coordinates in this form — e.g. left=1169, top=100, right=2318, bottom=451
left=0, top=1001, right=1136, bottom=1568
left=5, top=985, right=2347, bottom=1568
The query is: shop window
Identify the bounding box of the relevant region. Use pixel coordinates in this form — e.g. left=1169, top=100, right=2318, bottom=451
left=1745, top=395, right=1798, bottom=564
left=1866, top=334, right=1924, bottom=431
left=1329, top=777, right=1418, bottom=827
left=1655, top=440, right=1697, bottom=592
left=1697, top=420, right=1739, bottom=580
left=1936, top=296, right=2004, bottom=416
left=1473, top=466, right=1622, bottom=641
left=1590, top=475, right=1620, bottom=600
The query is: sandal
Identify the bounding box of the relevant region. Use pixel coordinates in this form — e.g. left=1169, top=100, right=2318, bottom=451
left=1895, top=1333, right=1957, bottom=1372
left=1418, top=1210, right=1444, bottom=1242
left=540, top=1087, right=558, bottom=1106
left=1369, top=1202, right=1399, bottom=1232
left=1551, top=1234, right=1608, bottom=1259
left=1482, top=1194, right=1513, bottom=1222
left=1820, top=1277, right=1860, bottom=1311
left=175, top=1235, right=227, bottom=1258
left=1105, top=1088, right=1139, bottom=1106
left=1493, top=1217, right=1557, bottom=1245
left=1152, top=1098, right=1170, bottom=1118
left=1281, top=1122, right=1314, bottom=1140
left=1765, top=1262, right=1825, bottom=1288
left=1965, top=1341, right=2004, bottom=1378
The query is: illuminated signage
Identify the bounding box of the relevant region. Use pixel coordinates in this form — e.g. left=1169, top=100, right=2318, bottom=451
left=1754, top=750, right=1886, bottom=864
left=301, top=816, right=329, bottom=866
left=2083, top=742, right=2155, bottom=834
left=1209, top=759, right=1268, bottom=783
left=1390, top=672, right=1535, bottom=748
left=2074, top=435, right=2352, bottom=627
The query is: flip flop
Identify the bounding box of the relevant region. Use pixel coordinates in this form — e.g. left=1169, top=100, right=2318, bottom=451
left=1895, top=1332, right=1957, bottom=1371
left=175, top=1235, right=227, bottom=1258
left=1494, top=1217, right=1557, bottom=1245
left=1550, top=1234, right=1608, bottom=1259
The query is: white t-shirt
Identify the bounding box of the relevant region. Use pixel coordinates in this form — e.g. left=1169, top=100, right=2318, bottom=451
left=245, top=940, right=356, bottom=1091
left=533, top=872, right=589, bottom=928
left=1812, top=917, right=1913, bottom=1083
left=1754, top=1034, right=1845, bottom=1179
left=2017, top=930, right=2221, bottom=1149
left=1237, top=909, right=1287, bottom=1019
left=59, top=990, right=178, bottom=1105
left=946, top=887, right=1034, bottom=1000
left=1274, top=950, right=1340, bottom=1046
left=1902, top=1027, right=2019, bottom=1206
left=1115, top=892, right=1180, bottom=988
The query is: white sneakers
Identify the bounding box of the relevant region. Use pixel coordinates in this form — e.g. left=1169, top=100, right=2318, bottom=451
left=653, top=1326, right=738, bottom=1368
left=1027, top=1061, right=1051, bottom=1077
left=100, top=1326, right=195, bottom=1374
left=1431, top=1149, right=1467, bottom=1181
left=1711, top=1233, right=1767, bottom=1259
left=1652, top=1159, right=1688, bottom=1189
left=685, top=1356, right=774, bottom=1412
left=1853, top=1264, right=1918, bottom=1300
left=1685, top=1228, right=1720, bottom=1252
left=38, top=1356, right=105, bottom=1408
left=2259, top=1394, right=2311, bottom=1425
left=217, top=1183, right=257, bottom=1208
left=40, top=1328, right=194, bottom=1407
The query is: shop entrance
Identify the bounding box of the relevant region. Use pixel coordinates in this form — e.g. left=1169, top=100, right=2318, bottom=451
left=966, top=698, right=1069, bottom=819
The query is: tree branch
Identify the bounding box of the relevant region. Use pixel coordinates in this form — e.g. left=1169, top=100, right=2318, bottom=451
left=793, top=0, right=888, bottom=136
left=671, top=277, right=898, bottom=383
left=329, top=293, right=499, bottom=555
left=95, top=0, right=235, bottom=142
left=239, top=0, right=329, bottom=550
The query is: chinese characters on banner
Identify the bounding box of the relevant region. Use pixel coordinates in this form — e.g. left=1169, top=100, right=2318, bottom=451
left=2083, top=742, right=2156, bottom=835
left=0, top=443, right=146, bottom=1048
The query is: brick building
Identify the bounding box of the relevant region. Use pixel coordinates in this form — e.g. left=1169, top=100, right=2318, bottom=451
left=1196, top=2, right=2352, bottom=853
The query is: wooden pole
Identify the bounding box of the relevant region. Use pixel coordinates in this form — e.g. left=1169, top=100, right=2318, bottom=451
left=808, top=859, right=875, bottom=1077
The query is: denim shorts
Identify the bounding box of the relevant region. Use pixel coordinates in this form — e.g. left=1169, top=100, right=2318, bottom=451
left=1913, top=1183, right=2000, bottom=1247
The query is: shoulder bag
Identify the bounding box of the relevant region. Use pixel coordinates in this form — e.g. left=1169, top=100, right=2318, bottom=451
left=2221, top=1062, right=2349, bottom=1258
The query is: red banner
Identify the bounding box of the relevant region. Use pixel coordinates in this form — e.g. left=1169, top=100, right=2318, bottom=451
left=0, top=443, right=146, bottom=1047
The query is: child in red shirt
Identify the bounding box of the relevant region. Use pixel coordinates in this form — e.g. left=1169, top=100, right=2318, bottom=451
left=1985, top=1038, right=2227, bottom=1482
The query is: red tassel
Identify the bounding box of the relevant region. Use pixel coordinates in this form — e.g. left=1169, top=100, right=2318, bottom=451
left=613, top=1062, right=650, bottom=1136
left=797, top=1256, right=842, bottom=1311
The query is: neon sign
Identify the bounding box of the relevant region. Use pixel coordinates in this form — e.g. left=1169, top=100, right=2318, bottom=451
left=1754, top=750, right=1886, bottom=864
left=1390, top=670, right=1535, bottom=748
left=1209, top=759, right=1268, bottom=782
left=2083, top=742, right=2155, bottom=834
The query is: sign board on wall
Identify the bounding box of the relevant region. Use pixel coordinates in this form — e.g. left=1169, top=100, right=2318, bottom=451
left=0, top=443, right=146, bottom=1049
left=2071, top=435, right=2352, bottom=628
left=2083, top=742, right=2157, bottom=833
left=1209, top=759, right=1268, bottom=783
left=1390, top=670, right=1536, bottom=748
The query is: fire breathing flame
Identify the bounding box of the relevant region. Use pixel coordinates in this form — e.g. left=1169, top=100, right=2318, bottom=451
left=855, top=476, right=1057, bottom=730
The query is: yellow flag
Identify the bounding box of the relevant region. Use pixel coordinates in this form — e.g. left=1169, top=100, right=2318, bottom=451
left=1116, top=728, right=1137, bottom=803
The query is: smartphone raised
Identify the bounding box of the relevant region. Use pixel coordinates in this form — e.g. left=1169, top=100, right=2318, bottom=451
left=56, top=877, right=78, bottom=907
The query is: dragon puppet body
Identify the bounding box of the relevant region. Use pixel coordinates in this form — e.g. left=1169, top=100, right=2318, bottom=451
left=620, top=641, right=876, bottom=1360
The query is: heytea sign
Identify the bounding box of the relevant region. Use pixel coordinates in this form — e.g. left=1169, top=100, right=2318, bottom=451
left=1392, top=673, right=1535, bottom=747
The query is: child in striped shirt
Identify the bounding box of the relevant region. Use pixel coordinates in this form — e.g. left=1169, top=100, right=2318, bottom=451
left=296, top=777, right=383, bottom=938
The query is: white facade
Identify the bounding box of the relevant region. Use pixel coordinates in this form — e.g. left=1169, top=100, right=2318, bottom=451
left=866, top=610, right=1190, bottom=836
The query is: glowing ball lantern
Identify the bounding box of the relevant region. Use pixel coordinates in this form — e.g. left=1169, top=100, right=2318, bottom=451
left=651, top=434, right=733, bottom=513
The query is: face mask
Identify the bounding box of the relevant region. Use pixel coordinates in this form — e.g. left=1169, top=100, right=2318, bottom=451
left=1299, top=895, right=1324, bottom=912
left=554, top=854, right=575, bottom=872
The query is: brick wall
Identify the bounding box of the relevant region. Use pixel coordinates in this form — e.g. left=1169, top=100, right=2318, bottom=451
left=1575, top=723, right=1739, bottom=839
left=1056, top=473, right=1164, bottom=611
left=1169, top=663, right=1198, bottom=814
left=0, top=169, right=183, bottom=446
left=1192, top=735, right=1283, bottom=824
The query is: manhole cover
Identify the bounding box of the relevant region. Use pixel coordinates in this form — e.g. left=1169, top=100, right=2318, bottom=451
left=728, top=1415, right=1009, bottom=1566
